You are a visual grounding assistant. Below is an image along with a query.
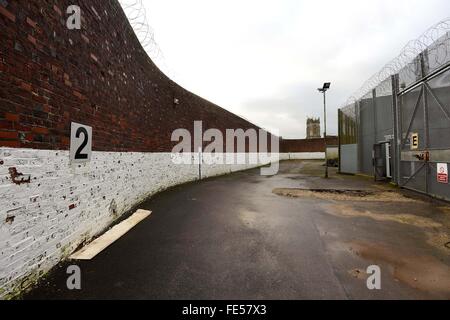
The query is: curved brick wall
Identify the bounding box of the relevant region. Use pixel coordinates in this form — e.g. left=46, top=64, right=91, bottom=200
left=0, top=0, right=261, bottom=152
left=0, top=0, right=326, bottom=299
left=0, top=0, right=272, bottom=299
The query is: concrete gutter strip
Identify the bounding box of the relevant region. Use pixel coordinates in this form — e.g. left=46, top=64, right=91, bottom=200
left=70, top=209, right=152, bottom=260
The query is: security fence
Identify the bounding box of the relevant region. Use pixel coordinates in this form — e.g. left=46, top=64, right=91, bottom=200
left=338, top=18, right=450, bottom=201
left=338, top=104, right=358, bottom=174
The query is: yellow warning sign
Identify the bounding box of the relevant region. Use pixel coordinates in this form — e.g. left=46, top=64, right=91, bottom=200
left=411, top=133, right=419, bottom=150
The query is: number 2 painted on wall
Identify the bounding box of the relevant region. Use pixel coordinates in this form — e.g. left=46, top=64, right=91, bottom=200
left=70, top=122, right=92, bottom=163
left=75, top=127, right=89, bottom=160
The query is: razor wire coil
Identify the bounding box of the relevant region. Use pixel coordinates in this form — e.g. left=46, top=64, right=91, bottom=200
left=118, top=0, right=172, bottom=75
left=342, top=18, right=450, bottom=108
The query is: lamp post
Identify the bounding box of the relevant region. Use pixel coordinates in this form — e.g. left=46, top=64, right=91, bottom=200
left=318, top=82, right=331, bottom=178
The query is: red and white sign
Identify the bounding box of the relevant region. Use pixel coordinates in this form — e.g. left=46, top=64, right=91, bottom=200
left=437, top=163, right=448, bottom=184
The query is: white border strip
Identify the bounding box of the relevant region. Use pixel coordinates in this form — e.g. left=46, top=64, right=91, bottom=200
left=70, top=209, right=151, bottom=260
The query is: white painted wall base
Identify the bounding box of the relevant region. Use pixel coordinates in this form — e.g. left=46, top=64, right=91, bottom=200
left=282, top=152, right=325, bottom=160
left=0, top=148, right=323, bottom=298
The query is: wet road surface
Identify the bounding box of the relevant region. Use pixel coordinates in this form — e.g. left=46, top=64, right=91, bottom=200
left=24, top=161, right=450, bottom=299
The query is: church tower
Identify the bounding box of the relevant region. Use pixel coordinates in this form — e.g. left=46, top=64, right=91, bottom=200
left=306, top=118, right=321, bottom=139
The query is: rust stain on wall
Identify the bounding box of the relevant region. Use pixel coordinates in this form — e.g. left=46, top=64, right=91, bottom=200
left=8, top=167, right=31, bottom=185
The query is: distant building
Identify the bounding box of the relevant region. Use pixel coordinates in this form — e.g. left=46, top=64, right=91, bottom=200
left=306, top=118, right=321, bottom=139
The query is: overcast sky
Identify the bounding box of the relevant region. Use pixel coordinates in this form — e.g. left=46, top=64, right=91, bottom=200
left=136, top=0, right=450, bottom=138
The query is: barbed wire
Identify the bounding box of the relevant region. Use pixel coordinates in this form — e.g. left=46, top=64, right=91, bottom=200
left=118, top=0, right=174, bottom=77
left=342, top=17, right=450, bottom=108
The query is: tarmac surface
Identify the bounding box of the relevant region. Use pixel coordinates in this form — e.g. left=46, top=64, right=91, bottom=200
left=24, top=160, right=450, bottom=299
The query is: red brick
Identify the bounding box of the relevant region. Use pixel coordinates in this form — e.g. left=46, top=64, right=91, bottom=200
left=0, top=120, right=13, bottom=130
left=31, top=126, right=49, bottom=134
left=27, top=35, right=43, bottom=50
left=27, top=35, right=37, bottom=46
left=53, top=5, right=62, bottom=16
left=26, top=17, right=37, bottom=28
left=4, top=113, right=20, bottom=122
left=20, top=82, right=32, bottom=92
left=61, top=136, right=70, bottom=145
left=90, top=53, right=98, bottom=63
left=0, top=130, right=18, bottom=139
left=0, top=140, right=20, bottom=148
left=14, top=124, right=31, bottom=132
left=73, top=90, right=86, bottom=100
left=81, top=34, right=90, bottom=44
left=0, top=6, right=16, bottom=22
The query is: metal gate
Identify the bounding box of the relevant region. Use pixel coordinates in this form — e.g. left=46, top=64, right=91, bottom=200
left=398, top=65, right=450, bottom=201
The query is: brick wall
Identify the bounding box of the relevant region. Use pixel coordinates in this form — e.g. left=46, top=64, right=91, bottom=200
left=0, top=0, right=333, bottom=299
left=0, top=0, right=265, bottom=152
left=280, top=137, right=338, bottom=153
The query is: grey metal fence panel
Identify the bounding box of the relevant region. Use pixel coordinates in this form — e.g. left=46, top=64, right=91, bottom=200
left=338, top=103, right=358, bottom=174
left=340, top=144, right=358, bottom=174
left=426, top=68, right=450, bottom=150
left=398, top=84, right=426, bottom=193
left=338, top=19, right=450, bottom=196
left=375, top=78, right=394, bottom=142
left=398, top=66, right=450, bottom=201
left=400, top=160, right=427, bottom=194
left=425, top=67, right=450, bottom=201
left=400, top=86, right=424, bottom=150
left=359, top=93, right=375, bottom=175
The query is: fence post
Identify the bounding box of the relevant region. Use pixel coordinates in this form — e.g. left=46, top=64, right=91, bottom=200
left=198, top=147, right=202, bottom=180
left=338, top=109, right=342, bottom=174
left=391, top=74, right=403, bottom=185
left=391, top=74, right=400, bottom=185
left=356, top=100, right=362, bottom=174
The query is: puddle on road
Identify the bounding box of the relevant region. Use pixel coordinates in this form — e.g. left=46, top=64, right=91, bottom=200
left=273, top=188, right=419, bottom=202
left=349, top=242, right=450, bottom=297
left=321, top=204, right=443, bottom=228
left=321, top=204, right=450, bottom=251
left=239, top=210, right=259, bottom=229
left=275, top=188, right=450, bottom=250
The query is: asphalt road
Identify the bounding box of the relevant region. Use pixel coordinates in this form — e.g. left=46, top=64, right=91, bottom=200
left=24, top=161, right=450, bottom=299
